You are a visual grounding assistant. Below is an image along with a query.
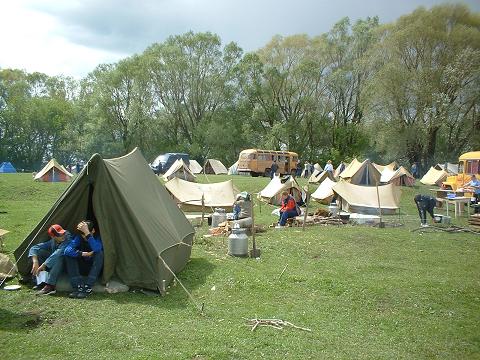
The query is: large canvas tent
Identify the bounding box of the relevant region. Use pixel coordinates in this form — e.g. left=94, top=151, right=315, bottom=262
left=34, top=158, right=73, bottom=182
left=0, top=162, right=16, bottom=173
left=14, top=148, right=194, bottom=291
left=380, top=166, right=415, bottom=186
left=334, top=162, right=347, bottom=178
left=311, top=178, right=336, bottom=204
left=373, top=161, right=398, bottom=173
left=333, top=180, right=401, bottom=215
left=420, top=167, right=449, bottom=186
left=258, top=175, right=303, bottom=206
left=165, top=177, right=237, bottom=212
left=228, top=161, right=239, bottom=175
left=339, top=158, right=381, bottom=185
left=189, top=160, right=203, bottom=174
left=203, top=159, right=228, bottom=174
left=162, top=159, right=196, bottom=182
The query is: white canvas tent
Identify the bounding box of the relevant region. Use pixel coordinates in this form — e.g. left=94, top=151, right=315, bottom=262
left=34, top=159, right=73, bottom=182
left=228, top=161, right=239, bottom=175
left=258, top=175, right=303, bottom=206
left=434, top=163, right=458, bottom=175
left=373, top=161, right=398, bottom=173
left=311, top=178, right=336, bottom=204
left=165, top=177, right=237, bottom=212
left=380, top=166, right=415, bottom=186
left=313, top=163, right=323, bottom=172
left=333, top=180, right=401, bottom=215
left=189, top=160, right=203, bottom=174
left=339, top=158, right=381, bottom=185
left=420, top=167, right=449, bottom=186
left=162, top=159, right=196, bottom=182
left=203, top=159, right=228, bottom=174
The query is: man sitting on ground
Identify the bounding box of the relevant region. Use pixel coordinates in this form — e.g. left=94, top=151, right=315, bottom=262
left=28, top=224, right=71, bottom=295
left=64, top=220, right=103, bottom=299
left=276, top=191, right=300, bottom=228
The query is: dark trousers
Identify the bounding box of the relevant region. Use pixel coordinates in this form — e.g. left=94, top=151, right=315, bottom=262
left=279, top=210, right=298, bottom=226
left=65, top=251, right=104, bottom=287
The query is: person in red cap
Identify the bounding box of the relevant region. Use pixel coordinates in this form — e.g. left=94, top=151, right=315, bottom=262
left=28, top=224, right=72, bottom=295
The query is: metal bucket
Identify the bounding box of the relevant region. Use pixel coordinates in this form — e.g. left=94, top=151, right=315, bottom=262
left=228, top=228, right=248, bottom=257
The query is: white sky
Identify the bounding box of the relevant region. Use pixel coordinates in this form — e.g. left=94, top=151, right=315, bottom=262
left=1, top=0, right=478, bottom=79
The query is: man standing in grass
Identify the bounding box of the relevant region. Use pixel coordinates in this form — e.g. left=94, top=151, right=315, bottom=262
left=64, top=220, right=103, bottom=299
left=29, top=224, right=71, bottom=295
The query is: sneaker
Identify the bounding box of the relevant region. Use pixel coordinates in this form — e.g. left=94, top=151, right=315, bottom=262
left=421, top=223, right=429, bottom=228
left=36, top=284, right=56, bottom=296
left=275, top=225, right=284, bottom=229
left=69, top=285, right=83, bottom=299
left=77, top=285, right=92, bottom=299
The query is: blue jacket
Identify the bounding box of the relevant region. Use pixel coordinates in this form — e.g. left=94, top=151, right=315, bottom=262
left=28, top=231, right=72, bottom=269
left=64, top=233, right=103, bottom=258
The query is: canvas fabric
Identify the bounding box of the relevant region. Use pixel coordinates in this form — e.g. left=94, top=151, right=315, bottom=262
left=258, top=175, right=303, bottom=206
left=15, top=148, right=194, bottom=291
left=311, top=177, right=336, bottom=204
left=188, top=160, right=203, bottom=174
left=165, top=177, right=236, bottom=212
left=34, top=159, right=73, bottom=182
left=332, top=180, right=401, bottom=215
left=203, top=159, right=228, bottom=174
left=380, top=166, right=415, bottom=186
left=162, top=159, right=196, bottom=182
left=420, top=167, right=449, bottom=186
left=339, top=158, right=381, bottom=185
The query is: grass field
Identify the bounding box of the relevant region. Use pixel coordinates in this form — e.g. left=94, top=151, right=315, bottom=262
left=0, top=173, right=479, bottom=359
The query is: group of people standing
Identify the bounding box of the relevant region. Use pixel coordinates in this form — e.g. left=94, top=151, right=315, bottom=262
left=29, top=220, right=103, bottom=298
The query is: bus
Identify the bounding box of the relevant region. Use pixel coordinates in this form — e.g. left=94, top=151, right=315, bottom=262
left=442, top=151, right=480, bottom=190
left=237, top=149, right=299, bottom=177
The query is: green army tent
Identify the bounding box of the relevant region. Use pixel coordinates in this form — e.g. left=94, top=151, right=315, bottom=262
left=14, top=148, right=194, bottom=291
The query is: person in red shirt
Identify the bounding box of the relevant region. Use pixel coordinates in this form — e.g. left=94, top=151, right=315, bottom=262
left=276, top=191, right=300, bottom=228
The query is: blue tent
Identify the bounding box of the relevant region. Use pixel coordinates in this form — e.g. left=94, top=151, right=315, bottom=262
left=0, top=162, right=17, bottom=173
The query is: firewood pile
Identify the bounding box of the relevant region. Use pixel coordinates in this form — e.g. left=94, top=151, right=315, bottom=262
left=244, top=318, right=312, bottom=332
left=292, top=215, right=346, bottom=227
left=468, top=214, right=480, bottom=231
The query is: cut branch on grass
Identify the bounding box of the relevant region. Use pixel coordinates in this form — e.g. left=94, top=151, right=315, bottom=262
left=244, top=318, right=312, bottom=332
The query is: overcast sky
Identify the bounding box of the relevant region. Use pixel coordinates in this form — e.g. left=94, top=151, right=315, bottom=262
left=1, top=0, right=478, bottom=78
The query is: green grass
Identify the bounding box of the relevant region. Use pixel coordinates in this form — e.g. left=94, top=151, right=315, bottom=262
left=0, top=173, right=479, bottom=359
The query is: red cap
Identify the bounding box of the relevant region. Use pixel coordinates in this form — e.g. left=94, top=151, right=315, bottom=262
left=48, top=224, right=66, bottom=238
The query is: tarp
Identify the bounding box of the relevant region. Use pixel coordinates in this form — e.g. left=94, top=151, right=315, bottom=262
left=189, top=160, right=203, bottom=174
left=313, top=163, right=323, bottom=172
left=228, top=161, right=239, bottom=175
left=0, top=162, right=16, bottom=173
left=203, top=159, right=228, bottom=174
left=311, top=178, right=336, bottom=204
left=339, top=158, right=381, bottom=185
left=162, top=159, right=196, bottom=182
left=434, top=163, right=458, bottom=174
left=258, top=175, right=303, bottom=206
left=308, top=170, right=333, bottom=184
left=165, top=177, right=237, bottom=212
left=420, top=167, right=449, bottom=186
left=34, top=158, right=73, bottom=182
left=14, top=148, right=194, bottom=291
left=380, top=166, right=415, bottom=186
left=333, top=180, right=401, bottom=215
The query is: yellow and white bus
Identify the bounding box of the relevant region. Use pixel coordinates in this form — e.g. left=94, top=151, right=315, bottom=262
left=237, top=149, right=299, bottom=177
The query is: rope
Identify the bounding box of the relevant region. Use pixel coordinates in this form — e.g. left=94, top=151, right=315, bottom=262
left=159, top=256, right=204, bottom=314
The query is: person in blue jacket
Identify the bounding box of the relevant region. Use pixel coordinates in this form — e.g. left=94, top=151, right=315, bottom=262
left=64, top=220, right=103, bottom=299
left=28, top=224, right=71, bottom=295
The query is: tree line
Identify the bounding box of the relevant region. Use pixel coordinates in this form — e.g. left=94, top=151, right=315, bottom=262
left=1, top=4, right=479, bottom=172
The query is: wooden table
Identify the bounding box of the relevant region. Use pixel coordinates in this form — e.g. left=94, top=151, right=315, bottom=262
left=431, top=189, right=465, bottom=199
left=436, top=197, right=471, bottom=218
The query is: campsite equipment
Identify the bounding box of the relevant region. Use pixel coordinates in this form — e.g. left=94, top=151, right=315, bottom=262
left=14, top=148, right=194, bottom=291
left=3, top=284, right=21, bottom=291
left=165, top=178, right=237, bottom=212
left=228, top=228, right=249, bottom=257
left=379, top=166, right=415, bottom=186
left=311, top=178, right=336, bottom=204
left=211, top=208, right=227, bottom=228
left=349, top=213, right=381, bottom=225
left=189, top=160, right=203, bottom=174
left=420, top=167, right=449, bottom=186
left=162, top=158, right=196, bottom=182
left=339, top=212, right=350, bottom=221
left=433, top=214, right=451, bottom=224
left=233, top=217, right=253, bottom=229
left=203, top=159, right=228, bottom=174
left=258, top=175, right=303, bottom=205
left=34, top=159, right=73, bottom=182
left=0, top=162, right=16, bottom=173
left=339, top=158, right=381, bottom=185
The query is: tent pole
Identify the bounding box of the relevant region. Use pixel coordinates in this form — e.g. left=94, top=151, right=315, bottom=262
left=376, top=184, right=384, bottom=227
left=201, top=194, right=205, bottom=227
left=302, top=185, right=310, bottom=231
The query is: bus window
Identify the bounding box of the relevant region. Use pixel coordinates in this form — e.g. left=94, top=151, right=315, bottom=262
left=467, top=160, right=473, bottom=174
left=458, top=161, right=464, bottom=174
left=472, top=160, right=479, bottom=174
